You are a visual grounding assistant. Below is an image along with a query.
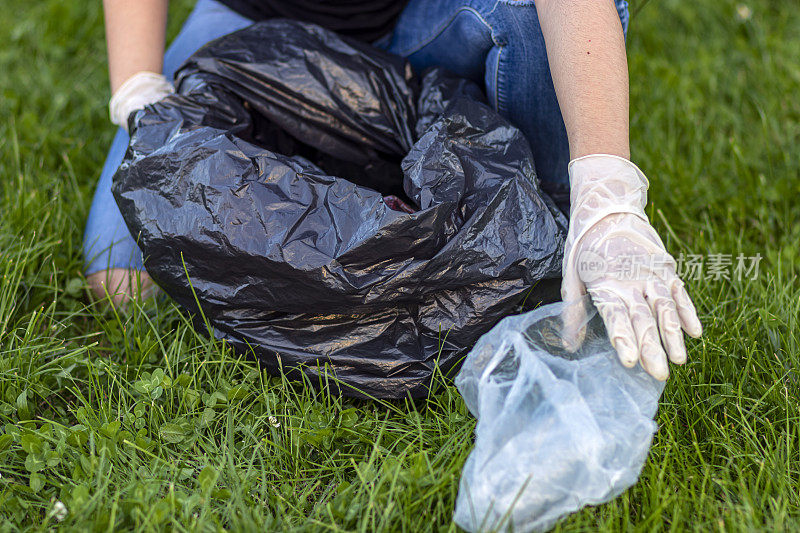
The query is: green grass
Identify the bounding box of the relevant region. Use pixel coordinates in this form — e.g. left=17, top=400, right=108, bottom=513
left=1, top=0, right=798, bottom=530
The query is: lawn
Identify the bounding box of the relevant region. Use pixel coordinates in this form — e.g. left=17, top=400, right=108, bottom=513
left=1, top=0, right=798, bottom=530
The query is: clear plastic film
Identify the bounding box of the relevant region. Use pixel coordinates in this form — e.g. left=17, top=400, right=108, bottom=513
left=454, top=296, right=665, bottom=532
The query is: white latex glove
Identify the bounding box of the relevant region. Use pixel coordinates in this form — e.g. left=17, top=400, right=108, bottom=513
left=108, top=71, right=174, bottom=132
left=561, top=154, right=702, bottom=380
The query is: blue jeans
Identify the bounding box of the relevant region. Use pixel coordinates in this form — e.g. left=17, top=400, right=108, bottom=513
left=83, top=0, right=629, bottom=275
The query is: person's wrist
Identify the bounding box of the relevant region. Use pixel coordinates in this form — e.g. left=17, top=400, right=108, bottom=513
left=568, top=154, right=647, bottom=194
left=109, top=71, right=174, bottom=131
left=568, top=133, right=630, bottom=161
left=568, top=154, right=648, bottom=217
left=564, top=154, right=652, bottom=267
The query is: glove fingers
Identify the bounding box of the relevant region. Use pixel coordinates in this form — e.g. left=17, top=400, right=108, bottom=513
left=630, top=292, right=669, bottom=381
left=593, top=290, right=638, bottom=367
left=560, top=274, right=588, bottom=352
left=647, top=285, right=687, bottom=365
left=671, top=279, right=703, bottom=338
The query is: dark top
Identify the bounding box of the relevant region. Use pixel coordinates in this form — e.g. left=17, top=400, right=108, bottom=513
left=217, top=0, right=410, bottom=42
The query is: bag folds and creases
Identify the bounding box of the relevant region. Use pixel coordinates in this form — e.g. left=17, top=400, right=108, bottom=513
left=113, top=20, right=567, bottom=398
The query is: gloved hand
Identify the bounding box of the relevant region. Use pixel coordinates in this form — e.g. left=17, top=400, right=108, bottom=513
left=108, top=71, right=174, bottom=132
left=561, top=154, right=702, bottom=380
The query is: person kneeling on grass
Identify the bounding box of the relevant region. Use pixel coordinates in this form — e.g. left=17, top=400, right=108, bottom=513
left=84, top=0, right=702, bottom=380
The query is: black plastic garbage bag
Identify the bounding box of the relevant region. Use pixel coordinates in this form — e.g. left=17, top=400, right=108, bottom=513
left=113, top=20, right=567, bottom=398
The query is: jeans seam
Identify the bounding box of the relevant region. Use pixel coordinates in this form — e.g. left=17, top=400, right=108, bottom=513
left=486, top=0, right=501, bottom=18
left=491, top=47, right=503, bottom=112
left=395, top=6, right=500, bottom=58
left=491, top=0, right=519, bottom=116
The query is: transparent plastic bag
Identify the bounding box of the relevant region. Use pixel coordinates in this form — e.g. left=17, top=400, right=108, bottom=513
left=454, top=297, right=665, bottom=532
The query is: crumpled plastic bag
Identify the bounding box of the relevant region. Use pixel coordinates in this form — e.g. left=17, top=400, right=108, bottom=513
left=112, top=19, right=567, bottom=399
left=454, top=297, right=665, bottom=532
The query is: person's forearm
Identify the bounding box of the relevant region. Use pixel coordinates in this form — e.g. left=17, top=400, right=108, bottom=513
left=103, top=0, right=169, bottom=93
left=535, top=0, right=630, bottom=160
